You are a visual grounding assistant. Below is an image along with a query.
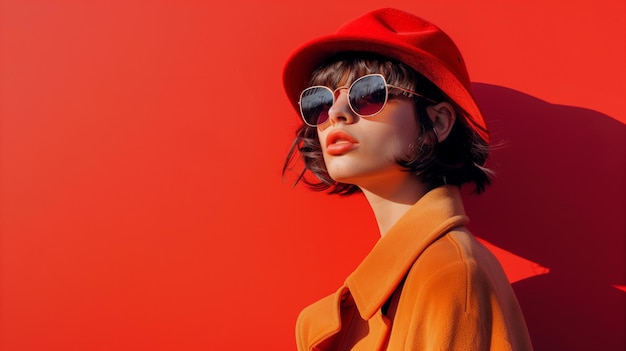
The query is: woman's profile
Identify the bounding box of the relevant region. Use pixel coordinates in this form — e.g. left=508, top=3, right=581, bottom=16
left=282, top=8, right=533, bottom=351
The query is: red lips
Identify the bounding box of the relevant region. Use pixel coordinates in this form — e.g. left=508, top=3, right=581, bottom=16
left=325, top=130, right=359, bottom=156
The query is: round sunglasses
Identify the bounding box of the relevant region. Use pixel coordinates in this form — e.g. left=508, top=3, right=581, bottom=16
left=298, top=74, right=435, bottom=127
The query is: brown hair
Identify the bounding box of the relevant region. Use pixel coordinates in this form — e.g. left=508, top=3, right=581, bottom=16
left=283, top=54, right=491, bottom=195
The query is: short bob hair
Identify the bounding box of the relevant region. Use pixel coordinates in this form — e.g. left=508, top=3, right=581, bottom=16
left=283, top=54, right=491, bottom=195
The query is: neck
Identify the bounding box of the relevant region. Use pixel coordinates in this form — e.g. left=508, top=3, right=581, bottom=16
left=359, top=175, right=430, bottom=236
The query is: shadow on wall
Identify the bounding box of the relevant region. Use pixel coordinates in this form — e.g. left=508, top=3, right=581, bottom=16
left=463, top=84, right=625, bottom=351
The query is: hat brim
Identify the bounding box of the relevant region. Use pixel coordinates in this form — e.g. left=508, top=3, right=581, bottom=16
left=283, top=34, right=490, bottom=143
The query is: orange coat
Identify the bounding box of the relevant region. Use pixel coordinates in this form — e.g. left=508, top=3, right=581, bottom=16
left=296, top=186, right=533, bottom=350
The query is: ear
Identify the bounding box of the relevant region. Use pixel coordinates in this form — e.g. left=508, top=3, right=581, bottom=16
left=426, top=102, right=456, bottom=142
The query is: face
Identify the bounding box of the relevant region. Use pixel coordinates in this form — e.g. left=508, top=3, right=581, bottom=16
left=316, top=84, right=421, bottom=190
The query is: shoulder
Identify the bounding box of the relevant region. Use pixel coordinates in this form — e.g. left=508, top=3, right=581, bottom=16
left=393, top=229, right=534, bottom=350
left=411, top=228, right=498, bottom=280
left=403, top=228, right=514, bottom=308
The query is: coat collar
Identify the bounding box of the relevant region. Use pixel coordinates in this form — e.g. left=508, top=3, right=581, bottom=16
left=345, top=185, right=469, bottom=320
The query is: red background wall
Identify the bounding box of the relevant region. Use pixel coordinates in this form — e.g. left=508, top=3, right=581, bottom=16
left=1, top=0, right=624, bottom=350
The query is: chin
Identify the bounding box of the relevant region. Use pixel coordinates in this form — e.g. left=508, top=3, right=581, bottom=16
left=328, top=174, right=356, bottom=185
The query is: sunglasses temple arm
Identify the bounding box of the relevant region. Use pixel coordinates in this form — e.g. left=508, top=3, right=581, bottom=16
left=387, top=84, right=438, bottom=104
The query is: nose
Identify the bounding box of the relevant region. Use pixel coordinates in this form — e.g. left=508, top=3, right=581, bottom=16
left=327, top=89, right=356, bottom=125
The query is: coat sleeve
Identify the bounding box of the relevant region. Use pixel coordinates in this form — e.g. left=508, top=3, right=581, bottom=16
left=400, top=259, right=531, bottom=351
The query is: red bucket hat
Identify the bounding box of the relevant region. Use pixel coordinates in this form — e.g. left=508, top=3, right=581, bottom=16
left=283, top=8, right=490, bottom=143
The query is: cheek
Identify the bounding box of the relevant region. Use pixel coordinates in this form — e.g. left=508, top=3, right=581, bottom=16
left=398, top=123, right=420, bottom=149
left=384, top=102, right=420, bottom=152
left=382, top=120, right=420, bottom=157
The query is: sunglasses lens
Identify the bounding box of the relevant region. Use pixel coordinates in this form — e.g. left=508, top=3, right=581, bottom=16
left=349, top=75, right=387, bottom=116
left=300, top=87, right=334, bottom=126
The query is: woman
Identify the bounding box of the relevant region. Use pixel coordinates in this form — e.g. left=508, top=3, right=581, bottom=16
left=282, top=8, right=533, bottom=351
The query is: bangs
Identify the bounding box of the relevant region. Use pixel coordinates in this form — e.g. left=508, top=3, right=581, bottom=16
left=308, top=54, right=420, bottom=95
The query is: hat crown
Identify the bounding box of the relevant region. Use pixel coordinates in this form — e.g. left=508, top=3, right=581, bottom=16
left=336, top=8, right=470, bottom=87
